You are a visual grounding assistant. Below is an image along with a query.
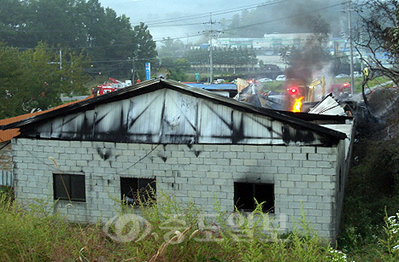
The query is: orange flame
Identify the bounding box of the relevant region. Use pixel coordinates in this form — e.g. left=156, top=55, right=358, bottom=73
left=292, top=97, right=304, bottom=112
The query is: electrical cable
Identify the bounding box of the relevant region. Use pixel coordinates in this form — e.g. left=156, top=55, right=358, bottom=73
left=151, top=2, right=347, bottom=42
left=142, top=0, right=291, bottom=26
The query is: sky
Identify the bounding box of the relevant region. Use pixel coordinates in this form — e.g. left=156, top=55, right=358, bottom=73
left=99, top=0, right=348, bottom=46
left=99, top=0, right=267, bottom=44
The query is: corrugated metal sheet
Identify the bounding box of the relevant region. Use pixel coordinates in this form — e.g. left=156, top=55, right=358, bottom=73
left=1, top=79, right=348, bottom=146
left=0, top=95, right=95, bottom=142
left=0, top=170, right=13, bottom=186
left=0, top=112, right=42, bottom=142
left=0, top=129, right=20, bottom=142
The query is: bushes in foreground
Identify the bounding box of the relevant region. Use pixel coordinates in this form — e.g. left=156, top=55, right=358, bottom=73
left=0, top=191, right=352, bottom=262
left=3, top=187, right=399, bottom=261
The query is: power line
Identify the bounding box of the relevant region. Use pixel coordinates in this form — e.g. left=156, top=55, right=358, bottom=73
left=142, top=0, right=291, bottom=27
left=2, top=1, right=349, bottom=63
left=149, top=22, right=205, bottom=28
left=153, top=32, right=203, bottom=43
left=152, top=2, right=345, bottom=43
left=222, top=2, right=344, bottom=32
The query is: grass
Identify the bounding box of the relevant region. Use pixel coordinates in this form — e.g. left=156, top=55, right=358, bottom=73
left=0, top=189, right=353, bottom=262
left=2, top=186, right=399, bottom=261
left=336, top=87, right=399, bottom=261
left=258, top=76, right=393, bottom=94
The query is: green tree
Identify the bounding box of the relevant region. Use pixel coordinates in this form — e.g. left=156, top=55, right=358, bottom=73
left=158, top=37, right=185, bottom=59
left=0, top=44, right=24, bottom=118
left=131, top=22, right=158, bottom=80
left=184, top=48, right=209, bottom=64
left=25, top=0, right=81, bottom=47
left=0, top=43, right=90, bottom=119
left=0, top=0, right=157, bottom=79
left=159, top=57, right=190, bottom=81
left=0, top=0, right=29, bottom=46
left=354, top=0, right=399, bottom=84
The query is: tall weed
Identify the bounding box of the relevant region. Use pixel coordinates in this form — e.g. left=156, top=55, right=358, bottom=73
left=0, top=190, right=353, bottom=261
left=379, top=209, right=399, bottom=261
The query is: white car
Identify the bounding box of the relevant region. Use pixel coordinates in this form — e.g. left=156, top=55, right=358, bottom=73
left=335, top=74, right=349, bottom=79
left=213, top=79, right=225, bottom=84
left=258, top=77, right=273, bottom=82
left=275, top=75, right=286, bottom=81
left=353, top=71, right=362, bottom=78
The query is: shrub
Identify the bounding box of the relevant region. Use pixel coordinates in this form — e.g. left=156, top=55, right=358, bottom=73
left=0, top=191, right=352, bottom=261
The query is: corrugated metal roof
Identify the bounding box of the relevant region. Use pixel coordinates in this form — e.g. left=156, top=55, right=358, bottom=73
left=0, top=95, right=95, bottom=142
left=184, top=83, right=237, bottom=90
left=0, top=79, right=348, bottom=140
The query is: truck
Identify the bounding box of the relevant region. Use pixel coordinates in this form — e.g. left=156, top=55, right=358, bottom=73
left=92, top=78, right=132, bottom=96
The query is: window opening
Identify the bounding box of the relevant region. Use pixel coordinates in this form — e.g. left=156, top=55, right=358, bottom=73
left=53, top=173, right=86, bottom=202
left=120, top=177, right=156, bottom=206
left=234, top=182, right=274, bottom=213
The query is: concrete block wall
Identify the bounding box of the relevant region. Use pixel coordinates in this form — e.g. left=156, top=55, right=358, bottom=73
left=12, top=138, right=340, bottom=239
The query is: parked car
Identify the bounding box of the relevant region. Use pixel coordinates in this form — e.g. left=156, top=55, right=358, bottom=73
left=275, top=75, right=286, bottom=81
left=258, top=77, right=273, bottom=82
left=335, top=74, right=349, bottom=79
left=213, top=79, right=225, bottom=84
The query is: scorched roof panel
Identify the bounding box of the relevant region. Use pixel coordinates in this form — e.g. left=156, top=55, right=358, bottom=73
left=1, top=78, right=347, bottom=146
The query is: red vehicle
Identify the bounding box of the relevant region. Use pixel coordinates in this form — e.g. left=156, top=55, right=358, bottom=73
left=284, top=77, right=326, bottom=112
left=92, top=78, right=132, bottom=95
left=328, top=83, right=351, bottom=96
left=285, top=83, right=307, bottom=112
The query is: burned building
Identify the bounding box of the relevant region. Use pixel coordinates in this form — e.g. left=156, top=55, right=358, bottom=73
left=1, top=78, right=355, bottom=241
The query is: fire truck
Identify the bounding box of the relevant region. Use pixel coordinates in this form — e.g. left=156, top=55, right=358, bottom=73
left=91, top=78, right=132, bottom=96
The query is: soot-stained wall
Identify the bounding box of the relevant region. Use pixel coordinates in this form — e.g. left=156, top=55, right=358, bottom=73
left=12, top=138, right=343, bottom=240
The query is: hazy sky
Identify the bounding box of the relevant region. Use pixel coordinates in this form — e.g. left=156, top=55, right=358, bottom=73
left=99, top=0, right=263, bottom=43
left=99, top=0, right=347, bottom=45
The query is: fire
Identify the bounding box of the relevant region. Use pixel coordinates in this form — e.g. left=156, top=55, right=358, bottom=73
left=292, top=97, right=304, bottom=112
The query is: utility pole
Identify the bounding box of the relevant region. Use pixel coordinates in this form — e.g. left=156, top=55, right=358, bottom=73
left=209, top=13, right=214, bottom=84
left=130, top=57, right=135, bottom=84
left=47, top=49, right=62, bottom=70
left=203, top=13, right=221, bottom=84
left=348, top=1, right=355, bottom=95
left=59, top=49, right=62, bottom=70
left=340, top=1, right=356, bottom=95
